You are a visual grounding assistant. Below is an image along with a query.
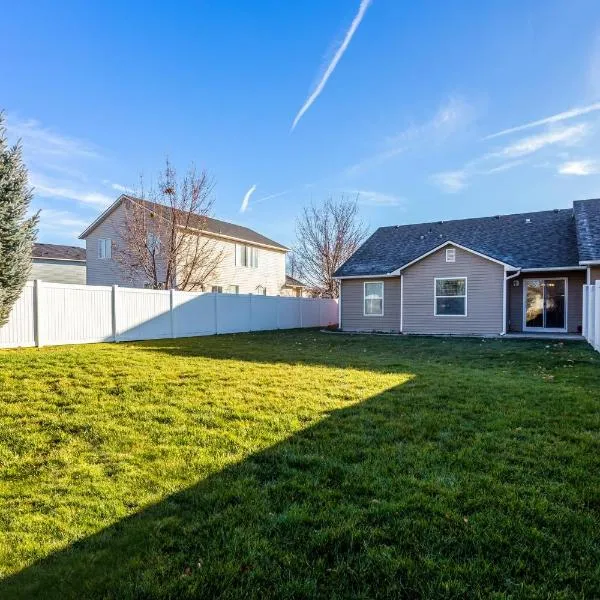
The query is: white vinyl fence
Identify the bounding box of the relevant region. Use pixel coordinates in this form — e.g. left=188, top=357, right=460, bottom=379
left=582, top=281, right=600, bottom=352
left=0, top=281, right=338, bottom=349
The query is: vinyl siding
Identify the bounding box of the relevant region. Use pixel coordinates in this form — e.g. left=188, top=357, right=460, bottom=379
left=30, top=259, right=86, bottom=285
left=591, top=266, right=600, bottom=283
left=198, top=237, right=286, bottom=295
left=507, top=270, right=585, bottom=333
left=402, top=245, right=504, bottom=335
left=340, top=278, right=401, bottom=332
left=84, top=202, right=286, bottom=293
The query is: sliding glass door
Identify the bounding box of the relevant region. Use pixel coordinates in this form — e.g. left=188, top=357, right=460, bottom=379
left=524, top=279, right=566, bottom=331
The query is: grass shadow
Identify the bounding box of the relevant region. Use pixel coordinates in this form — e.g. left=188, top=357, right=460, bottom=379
left=2, top=369, right=599, bottom=599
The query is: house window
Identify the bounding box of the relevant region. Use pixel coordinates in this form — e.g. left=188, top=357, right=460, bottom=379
left=435, top=278, right=467, bottom=316
left=446, top=248, right=456, bottom=263
left=212, top=286, right=223, bottom=293
left=226, top=285, right=239, bottom=294
left=235, top=244, right=259, bottom=268
left=364, top=282, right=384, bottom=316
left=98, top=238, right=112, bottom=259
left=256, top=285, right=267, bottom=295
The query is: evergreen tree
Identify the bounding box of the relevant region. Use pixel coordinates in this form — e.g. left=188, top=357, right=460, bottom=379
left=0, top=113, right=38, bottom=327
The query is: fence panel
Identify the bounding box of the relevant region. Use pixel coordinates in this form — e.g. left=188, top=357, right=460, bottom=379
left=582, top=283, right=600, bottom=352
left=249, top=295, right=279, bottom=331
left=172, top=291, right=215, bottom=337
left=0, top=282, right=35, bottom=348
left=42, top=282, right=113, bottom=345
left=0, top=281, right=339, bottom=348
left=117, top=288, right=172, bottom=342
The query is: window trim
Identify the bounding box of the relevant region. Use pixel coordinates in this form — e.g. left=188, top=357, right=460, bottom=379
left=363, top=281, right=384, bottom=317
left=434, top=277, right=467, bottom=317
left=235, top=243, right=259, bottom=268
left=211, top=285, right=223, bottom=294
left=446, top=248, right=456, bottom=263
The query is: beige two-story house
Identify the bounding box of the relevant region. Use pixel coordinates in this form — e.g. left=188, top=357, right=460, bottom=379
left=79, top=195, right=289, bottom=295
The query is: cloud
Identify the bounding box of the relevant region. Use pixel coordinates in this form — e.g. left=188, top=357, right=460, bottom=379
left=5, top=115, right=100, bottom=159
left=430, top=171, right=468, bottom=193
left=482, top=160, right=525, bottom=174
left=557, top=159, right=600, bottom=176
left=291, top=0, right=372, bottom=131
left=253, top=189, right=294, bottom=205
left=483, top=102, right=600, bottom=140
left=492, top=124, right=588, bottom=158
left=34, top=208, right=91, bottom=241
left=110, top=182, right=135, bottom=193
left=344, top=96, right=474, bottom=176
left=30, top=173, right=113, bottom=206
left=350, top=190, right=405, bottom=207
left=240, top=184, right=257, bottom=213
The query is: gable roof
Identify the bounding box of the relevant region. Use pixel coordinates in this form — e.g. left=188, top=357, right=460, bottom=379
left=573, top=199, right=600, bottom=262
left=285, top=275, right=307, bottom=288
left=32, top=243, right=86, bottom=262
left=334, top=206, right=584, bottom=277
left=79, top=195, right=288, bottom=252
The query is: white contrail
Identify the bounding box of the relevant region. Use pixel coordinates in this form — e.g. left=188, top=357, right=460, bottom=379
left=291, top=0, right=373, bottom=131
left=240, top=184, right=257, bottom=213
left=484, top=102, right=600, bottom=140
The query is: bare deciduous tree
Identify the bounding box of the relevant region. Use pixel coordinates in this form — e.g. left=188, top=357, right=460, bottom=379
left=115, top=160, right=225, bottom=291
left=294, top=195, right=368, bottom=298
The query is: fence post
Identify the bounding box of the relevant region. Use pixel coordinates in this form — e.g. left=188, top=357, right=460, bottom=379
left=111, top=285, right=119, bottom=342
left=33, top=279, right=42, bottom=347
left=276, top=296, right=281, bottom=329
left=214, top=293, right=219, bottom=334
left=170, top=289, right=176, bottom=339
left=583, top=285, right=588, bottom=340
left=249, top=294, right=254, bottom=332
left=299, top=298, right=303, bottom=328
left=590, top=286, right=596, bottom=346
left=595, top=281, right=600, bottom=350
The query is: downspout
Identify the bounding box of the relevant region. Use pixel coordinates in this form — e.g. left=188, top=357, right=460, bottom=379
left=400, top=272, right=404, bottom=334
left=502, top=269, right=521, bottom=335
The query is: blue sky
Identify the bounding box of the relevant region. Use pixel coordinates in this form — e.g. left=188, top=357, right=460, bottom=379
left=2, top=0, right=600, bottom=248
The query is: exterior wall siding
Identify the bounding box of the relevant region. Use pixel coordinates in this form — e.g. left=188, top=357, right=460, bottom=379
left=507, top=270, right=585, bottom=333
left=84, top=202, right=286, bottom=294
left=402, top=245, right=505, bottom=335
left=30, top=260, right=86, bottom=285
left=340, top=278, right=401, bottom=332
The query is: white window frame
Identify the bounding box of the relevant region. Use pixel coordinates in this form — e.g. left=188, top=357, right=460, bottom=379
left=226, top=285, right=239, bottom=294
left=363, top=281, right=384, bottom=317
left=434, top=277, right=467, bottom=317
left=211, top=286, right=223, bottom=293
left=235, top=244, right=259, bottom=268
left=256, top=285, right=267, bottom=296
left=446, top=248, right=456, bottom=263
left=98, top=238, right=112, bottom=260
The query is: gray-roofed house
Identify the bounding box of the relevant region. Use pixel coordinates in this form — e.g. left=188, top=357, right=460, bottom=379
left=79, top=195, right=289, bottom=295
left=30, top=243, right=86, bottom=284
left=281, top=275, right=309, bottom=297
left=334, top=198, right=600, bottom=336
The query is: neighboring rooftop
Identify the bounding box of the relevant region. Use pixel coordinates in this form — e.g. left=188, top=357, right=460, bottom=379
left=285, top=275, right=307, bottom=288
left=32, top=243, right=86, bottom=261
left=334, top=202, right=598, bottom=277
left=79, top=195, right=288, bottom=251
left=573, top=199, right=600, bottom=262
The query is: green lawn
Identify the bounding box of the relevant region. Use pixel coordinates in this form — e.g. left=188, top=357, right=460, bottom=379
left=0, top=331, right=599, bottom=599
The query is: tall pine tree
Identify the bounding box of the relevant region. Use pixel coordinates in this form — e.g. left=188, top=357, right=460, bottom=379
left=0, top=113, right=39, bottom=327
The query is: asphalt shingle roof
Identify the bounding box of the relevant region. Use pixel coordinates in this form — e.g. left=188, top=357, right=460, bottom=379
left=334, top=206, right=586, bottom=277
left=32, top=243, right=86, bottom=261
left=129, top=197, right=288, bottom=251
left=573, top=199, right=600, bottom=262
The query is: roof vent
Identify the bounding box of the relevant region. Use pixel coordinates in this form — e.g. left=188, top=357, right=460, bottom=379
left=439, top=220, right=444, bottom=224
left=525, top=218, right=531, bottom=224
left=495, top=215, right=500, bottom=220
left=419, top=235, right=425, bottom=240
left=554, top=208, right=559, bottom=213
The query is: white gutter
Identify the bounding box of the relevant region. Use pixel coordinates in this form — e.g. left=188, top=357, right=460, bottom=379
left=502, top=269, right=521, bottom=335
left=519, top=266, right=586, bottom=272
left=579, top=260, right=600, bottom=265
